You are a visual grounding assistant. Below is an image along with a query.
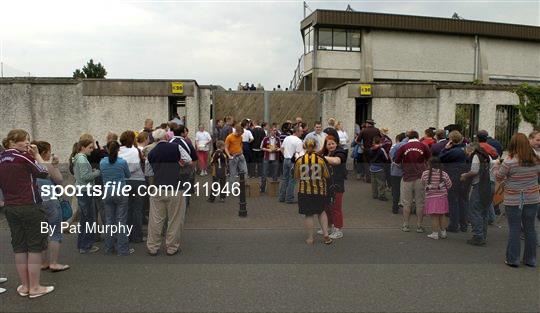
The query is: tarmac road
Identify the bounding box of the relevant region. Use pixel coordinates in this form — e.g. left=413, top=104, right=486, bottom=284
left=1, top=227, right=538, bottom=313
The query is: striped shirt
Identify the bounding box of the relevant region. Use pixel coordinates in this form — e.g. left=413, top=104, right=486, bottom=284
left=0, top=149, right=49, bottom=205
left=294, top=152, right=330, bottom=196
left=494, top=157, right=540, bottom=206
left=421, top=169, right=452, bottom=199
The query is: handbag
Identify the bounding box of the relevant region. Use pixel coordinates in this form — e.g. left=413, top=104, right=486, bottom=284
left=493, top=182, right=504, bottom=206
left=60, top=199, right=73, bottom=222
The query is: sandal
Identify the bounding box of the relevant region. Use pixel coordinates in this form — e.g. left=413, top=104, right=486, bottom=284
left=17, top=285, right=29, bottom=297
left=323, top=236, right=333, bottom=245
left=305, top=238, right=314, bottom=245
left=50, top=264, right=70, bottom=273
left=29, top=286, right=55, bottom=299
left=40, top=265, right=49, bottom=271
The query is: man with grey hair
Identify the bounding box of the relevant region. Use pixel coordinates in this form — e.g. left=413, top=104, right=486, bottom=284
left=145, top=128, right=191, bottom=256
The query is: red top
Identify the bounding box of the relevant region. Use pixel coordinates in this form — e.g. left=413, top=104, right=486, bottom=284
left=0, top=149, right=49, bottom=206
left=421, top=137, right=436, bottom=147
left=395, top=140, right=432, bottom=182
left=479, top=142, right=499, bottom=159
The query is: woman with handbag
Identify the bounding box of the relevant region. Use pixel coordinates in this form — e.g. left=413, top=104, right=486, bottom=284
left=320, top=136, right=348, bottom=239
left=494, top=133, right=540, bottom=268
left=34, top=141, right=70, bottom=272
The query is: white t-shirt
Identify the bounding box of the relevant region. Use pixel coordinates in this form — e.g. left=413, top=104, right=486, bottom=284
left=338, top=130, right=348, bottom=148
left=242, top=129, right=254, bottom=143
left=118, top=146, right=145, bottom=181
left=471, top=154, right=495, bottom=184
left=195, top=131, right=212, bottom=151
left=282, top=135, right=304, bottom=159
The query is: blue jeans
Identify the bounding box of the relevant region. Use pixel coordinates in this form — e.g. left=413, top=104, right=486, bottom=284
left=77, top=193, right=96, bottom=251
left=103, top=194, right=130, bottom=255
left=448, top=180, right=468, bottom=230
left=468, top=182, right=493, bottom=239
left=278, top=158, right=296, bottom=203
left=505, top=203, right=538, bottom=266
left=127, top=180, right=145, bottom=242
left=229, top=154, right=247, bottom=184
left=260, top=159, right=279, bottom=192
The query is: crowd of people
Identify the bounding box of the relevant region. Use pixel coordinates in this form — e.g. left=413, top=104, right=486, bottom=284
left=0, top=114, right=539, bottom=298
left=235, top=82, right=289, bottom=91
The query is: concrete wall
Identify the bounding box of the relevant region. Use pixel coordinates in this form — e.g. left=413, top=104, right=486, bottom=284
left=322, top=83, right=534, bottom=155
left=0, top=79, right=201, bottom=161
left=83, top=95, right=169, bottom=148
left=481, top=37, right=540, bottom=81
left=372, top=98, right=438, bottom=142
left=437, top=88, right=534, bottom=136
left=199, top=88, right=213, bottom=131
left=371, top=30, right=475, bottom=82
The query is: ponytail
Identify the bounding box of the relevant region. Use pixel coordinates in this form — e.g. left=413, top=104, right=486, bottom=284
left=107, top=141, right=120, bottom=164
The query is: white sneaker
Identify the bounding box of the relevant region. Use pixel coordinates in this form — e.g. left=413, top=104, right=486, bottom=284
left=0, top=278, right=6, bottom=284
left=427, top=232, right=439, bottom=240
left=329, top=228, right=343, bottom=239
left=440, top=230, right=448, bottom=239
left=0, top=287, right=6, bottom=294
left=317, top=228, right=333, bottom=235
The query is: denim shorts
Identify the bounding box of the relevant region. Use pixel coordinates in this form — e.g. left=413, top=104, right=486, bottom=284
left=43, top=200, right=63, bottom=242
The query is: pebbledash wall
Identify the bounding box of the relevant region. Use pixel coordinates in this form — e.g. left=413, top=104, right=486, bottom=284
left=321, top=82, right=535, bottom=151
left=0, top=78, right=213, bottom=161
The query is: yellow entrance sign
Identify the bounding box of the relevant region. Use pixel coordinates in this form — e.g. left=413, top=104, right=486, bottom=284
left=360, top=84, right=372, bottom=96
left=171, top=82, right=184, bottom=94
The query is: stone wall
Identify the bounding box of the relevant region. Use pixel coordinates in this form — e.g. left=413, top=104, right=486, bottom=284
left=0, top=79, right=204, bottom=161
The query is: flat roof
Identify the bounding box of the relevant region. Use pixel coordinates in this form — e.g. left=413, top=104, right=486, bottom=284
left=301, top=10, right=540, bottom=41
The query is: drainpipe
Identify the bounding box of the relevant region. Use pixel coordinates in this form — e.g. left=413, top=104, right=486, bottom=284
left=474, top=35, right=479, bottom=81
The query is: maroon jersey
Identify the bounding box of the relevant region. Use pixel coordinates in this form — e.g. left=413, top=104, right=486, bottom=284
left=0, top=149, right=49, bottom=205
left=394, top=140, right=432, bottom=182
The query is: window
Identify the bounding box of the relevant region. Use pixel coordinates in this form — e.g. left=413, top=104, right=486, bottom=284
left=318, top=28, right=333, bottom=50
left=347, top=30, right=361, bottom=51
left=455, top=104, right=479, bottom=140
left=303, top=26, right=314, bottom=54
left=333, top=29, right=347, bottom=51
left=317, top=28, right=361, bottom=52
left=495, top=105, right=520, bottom=150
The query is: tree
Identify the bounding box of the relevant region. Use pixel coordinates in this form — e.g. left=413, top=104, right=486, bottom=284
left=73, top=69, right=85, bottom=79
left=515, top=83, right=540, bottom=130
left=72, top=59, right=107, bottom=78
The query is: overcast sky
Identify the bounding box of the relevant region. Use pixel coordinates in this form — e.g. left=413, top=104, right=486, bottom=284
left=1, top=0, right=538, bottom=89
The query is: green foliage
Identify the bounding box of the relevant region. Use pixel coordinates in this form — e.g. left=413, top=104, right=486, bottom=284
left=515, top=83, right=540, bottom=129
left=72, top=69, right=85, bottom=79
left=72, top=59, right=107, bottom=79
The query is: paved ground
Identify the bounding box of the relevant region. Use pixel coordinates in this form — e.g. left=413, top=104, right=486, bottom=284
left=0, top=177, right=538, bottom=313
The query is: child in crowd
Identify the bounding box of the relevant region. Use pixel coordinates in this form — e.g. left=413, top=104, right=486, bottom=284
left=207, top=140, right=228, bottom=203
left=421, top=157, right=452, bottom=240
left=368, top=136, right=389, bottom=201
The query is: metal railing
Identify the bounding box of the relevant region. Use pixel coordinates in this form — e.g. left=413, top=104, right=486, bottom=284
left=495, top=105, right=520, bottom=150
left=289, top=54, right=304, bottom=91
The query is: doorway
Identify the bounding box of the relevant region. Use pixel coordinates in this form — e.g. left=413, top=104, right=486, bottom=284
left=168, top=96, right=187, bottom=124
left=355, top=97, right=372, bottom=126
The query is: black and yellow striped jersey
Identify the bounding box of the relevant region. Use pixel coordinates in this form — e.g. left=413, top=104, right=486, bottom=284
left=294, top=152, right=330, bottom=196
